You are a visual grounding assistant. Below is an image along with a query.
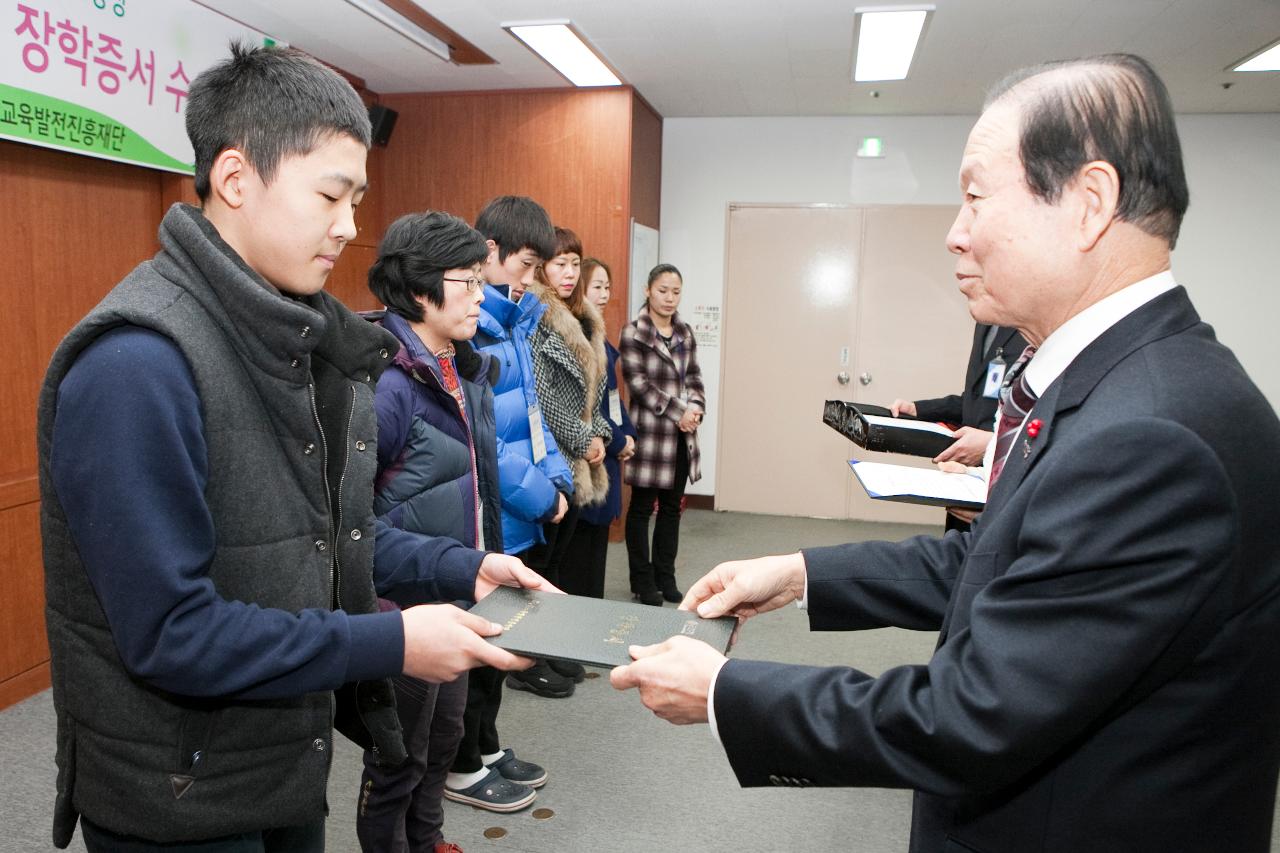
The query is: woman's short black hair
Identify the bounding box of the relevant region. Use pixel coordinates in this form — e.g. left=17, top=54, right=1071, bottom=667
left=368, top=211, right=488, bottom=322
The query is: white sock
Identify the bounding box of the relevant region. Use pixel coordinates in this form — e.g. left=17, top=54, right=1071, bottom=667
left=446, top=768, right=488, bottom=790
left=482, top=750, right=505, bottom=766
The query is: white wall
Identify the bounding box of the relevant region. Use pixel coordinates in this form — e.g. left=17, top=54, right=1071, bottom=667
left=659, top=113, right=1280, bottom=496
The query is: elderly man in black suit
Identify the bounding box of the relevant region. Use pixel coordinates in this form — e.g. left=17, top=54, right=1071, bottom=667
left=612, top=54, right=1280, bottom=853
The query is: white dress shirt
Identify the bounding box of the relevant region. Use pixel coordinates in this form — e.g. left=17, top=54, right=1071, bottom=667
left=981, top=270, right=1178, bottom=475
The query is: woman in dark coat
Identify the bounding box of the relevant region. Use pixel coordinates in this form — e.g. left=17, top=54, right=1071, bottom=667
left=620, top=264, right=706, bottom=605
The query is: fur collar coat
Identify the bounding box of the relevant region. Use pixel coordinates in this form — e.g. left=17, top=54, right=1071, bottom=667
left=528, top=280, right=613, bottom=506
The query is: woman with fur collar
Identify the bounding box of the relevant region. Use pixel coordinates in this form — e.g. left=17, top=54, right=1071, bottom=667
left=526, top=227, right=613, bottom=600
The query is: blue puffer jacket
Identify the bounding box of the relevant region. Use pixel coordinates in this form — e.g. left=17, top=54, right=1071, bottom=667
left=472, top=284, right=573, bottom=554
left=371, top=312, right=503, bottom=593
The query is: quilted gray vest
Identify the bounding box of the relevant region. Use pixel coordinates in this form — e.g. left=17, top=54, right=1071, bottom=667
left=37, top=204, right=403, bottom=846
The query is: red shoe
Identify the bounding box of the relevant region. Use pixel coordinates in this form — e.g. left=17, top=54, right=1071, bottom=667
left=435, top=843, right=464, bottom=853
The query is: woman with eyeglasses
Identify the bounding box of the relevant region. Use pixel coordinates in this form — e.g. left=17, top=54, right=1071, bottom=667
left=519, top=226, right=613, bottom=686
left=620, top=263, right=705, bottom=606
left=360, top=211, right=513, bottom=848
left=563, top=257, right=638, bottom=600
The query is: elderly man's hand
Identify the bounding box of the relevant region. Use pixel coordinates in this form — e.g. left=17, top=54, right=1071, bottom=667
left=609, top=636, right=727, bottom=725
left=681, top=552, right=807, bottom=625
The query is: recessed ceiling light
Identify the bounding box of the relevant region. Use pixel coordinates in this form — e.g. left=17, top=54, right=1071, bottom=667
left=342, top=0, right=450, bottom=62
left=1231, top=39, right=1280, bottom=72
left=853, top=5, right=934, bottom=83
left=504, top=21, right=621, bottom=87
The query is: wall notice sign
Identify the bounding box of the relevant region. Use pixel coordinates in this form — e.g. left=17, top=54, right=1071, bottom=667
left=689, top=303, right=721, bottom=348
left=2, top=1, right=276, bottom=174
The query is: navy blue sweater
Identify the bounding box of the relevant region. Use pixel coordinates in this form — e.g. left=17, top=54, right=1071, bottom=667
left=50, top=326, right=484, bottom=701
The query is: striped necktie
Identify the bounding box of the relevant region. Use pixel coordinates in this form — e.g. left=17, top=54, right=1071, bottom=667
left=989, top=345, right=1038, bottom=487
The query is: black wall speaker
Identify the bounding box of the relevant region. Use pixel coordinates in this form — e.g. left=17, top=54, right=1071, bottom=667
left=369, top=104, right=398, bottom=148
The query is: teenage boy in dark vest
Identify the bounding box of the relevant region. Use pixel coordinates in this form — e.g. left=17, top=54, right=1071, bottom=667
left=37, top=44, right=548, bottom=853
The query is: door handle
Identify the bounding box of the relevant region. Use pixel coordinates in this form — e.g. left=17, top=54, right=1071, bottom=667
left=859, top=372, right=872, bottom=386
left=836, top=372, right=850, bottom=385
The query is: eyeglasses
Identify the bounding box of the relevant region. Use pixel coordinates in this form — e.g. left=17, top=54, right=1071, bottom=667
left=442, top=277, right=484, bottom=294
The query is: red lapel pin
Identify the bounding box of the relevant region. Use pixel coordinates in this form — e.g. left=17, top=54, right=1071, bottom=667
left=1026, top=418, right=1043, bottom=438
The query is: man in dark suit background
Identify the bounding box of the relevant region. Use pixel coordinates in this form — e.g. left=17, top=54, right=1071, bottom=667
left=890, top=323, right=1029, bottom=531
left=612, top=54, right=1280, bottom=853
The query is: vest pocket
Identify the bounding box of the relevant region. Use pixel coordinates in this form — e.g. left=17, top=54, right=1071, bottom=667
left=170, top=708, right=221, bottom=799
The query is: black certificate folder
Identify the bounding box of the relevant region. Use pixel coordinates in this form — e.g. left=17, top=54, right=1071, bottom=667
left=823, top=400, right=956, bottom=458
left=471, top=586, right=735, bottom=669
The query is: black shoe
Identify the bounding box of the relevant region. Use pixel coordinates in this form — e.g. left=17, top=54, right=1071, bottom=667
left=547, top=659, right=586, bottom=683
left=632, top=590, right=663, bottom=606
left=659, top=582, right=683, bottom=604
left=505, top=660, right=575, bottom=698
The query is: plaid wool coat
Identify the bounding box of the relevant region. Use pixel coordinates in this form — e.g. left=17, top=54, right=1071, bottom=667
left=619, top=307, right=705, bottom=490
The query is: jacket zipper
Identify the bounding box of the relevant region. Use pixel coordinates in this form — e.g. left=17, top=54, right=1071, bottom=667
left=333, top=386, right=356, bottom=609
left=308, top=382, right=337, bottom=608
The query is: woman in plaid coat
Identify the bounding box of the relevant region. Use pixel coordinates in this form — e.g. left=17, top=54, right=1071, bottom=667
left=620, top=264, right=706, bottom=605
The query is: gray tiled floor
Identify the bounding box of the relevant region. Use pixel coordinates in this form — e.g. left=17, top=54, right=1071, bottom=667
left=4, top=510, right=1278, bottom=852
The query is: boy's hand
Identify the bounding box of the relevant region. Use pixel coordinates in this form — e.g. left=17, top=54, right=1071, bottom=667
left=401, top=604, right=533, bottom=682
left=474, top=553, right=560, bottom=601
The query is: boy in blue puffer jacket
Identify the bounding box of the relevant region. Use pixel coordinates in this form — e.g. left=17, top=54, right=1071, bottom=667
left=444, top=196, right=576, bottom=810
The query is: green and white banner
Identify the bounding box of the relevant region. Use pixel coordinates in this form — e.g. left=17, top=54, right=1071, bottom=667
left=2, top=1, right=277, bottom=174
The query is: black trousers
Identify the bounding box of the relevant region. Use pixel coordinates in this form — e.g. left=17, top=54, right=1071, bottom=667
left=451, top=542, right=540, bottom=776
left=81, top=817, right=324, bottom=853
left=524, top=503, right=580, bottom=589
left=450, top=664, right=504, bottom=774
left=357, top=674, right=467, bottom=852
left=561, top=519, right=610, bottom=598
left=625, top=439, right=690, bottom=593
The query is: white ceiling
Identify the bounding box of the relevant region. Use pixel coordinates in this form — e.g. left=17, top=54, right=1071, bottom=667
left=201, top=0, right=1280, bottom=116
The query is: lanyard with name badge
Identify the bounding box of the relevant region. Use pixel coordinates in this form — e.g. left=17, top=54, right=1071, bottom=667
left=983, top=347, right=1007, bottom=399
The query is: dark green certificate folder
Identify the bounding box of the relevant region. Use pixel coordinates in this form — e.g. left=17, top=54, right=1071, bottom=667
left=470, top=586, right=735, bottom=669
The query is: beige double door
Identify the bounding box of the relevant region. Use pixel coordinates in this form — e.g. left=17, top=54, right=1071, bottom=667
left=716, top=204, right=974, bottom=524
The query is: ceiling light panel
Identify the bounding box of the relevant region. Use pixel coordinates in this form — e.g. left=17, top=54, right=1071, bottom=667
left=1232, top=40, right=1280, bottom=72
left=504, top=22, right=621, bottom=87
left=342, top=0, right=450, bottom=61
left=853, top=5, right=933, bottom=82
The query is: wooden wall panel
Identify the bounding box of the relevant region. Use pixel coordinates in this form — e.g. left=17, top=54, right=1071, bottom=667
left=1, top=141, right=161, bottom=487
left=326, top=243, right=381, bottom=313
left=630, top=96, right=663, bottom=230
left=377, top=87, right=636, bottom=322
left=0, top=503, right=48, bottom=683
left=621, top=94, right=664, bottom=342
left=0, top=139, right=164, bottom=709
